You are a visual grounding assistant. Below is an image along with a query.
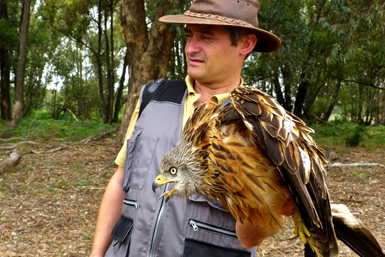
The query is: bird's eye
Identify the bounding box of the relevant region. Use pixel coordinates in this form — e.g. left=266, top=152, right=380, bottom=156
left=169, top=167, right=177, bottom=175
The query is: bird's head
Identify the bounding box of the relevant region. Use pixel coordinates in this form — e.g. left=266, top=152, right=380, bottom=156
left=152, top=139, right=207, bottom=202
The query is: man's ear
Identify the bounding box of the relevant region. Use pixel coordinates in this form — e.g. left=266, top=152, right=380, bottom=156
left=240, top=34, right=257, bottom=56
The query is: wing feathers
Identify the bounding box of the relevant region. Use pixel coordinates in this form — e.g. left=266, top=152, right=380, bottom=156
left=181, top=85, right=383, bottom=257
left=331, top=204, right=385, bottom=257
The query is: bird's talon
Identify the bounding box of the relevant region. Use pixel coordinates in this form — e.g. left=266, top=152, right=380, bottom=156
left=292, top=208, right=311, bottom=245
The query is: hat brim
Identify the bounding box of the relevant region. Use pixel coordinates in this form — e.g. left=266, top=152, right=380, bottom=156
left=160, top=15, right=281, bottom=53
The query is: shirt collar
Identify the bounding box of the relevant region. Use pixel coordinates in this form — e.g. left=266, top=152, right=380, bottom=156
left=185, top=75, right=244, bottom=104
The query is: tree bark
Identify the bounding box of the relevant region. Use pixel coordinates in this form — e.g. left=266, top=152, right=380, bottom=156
left=281, top=65, right=292, bottom=112
left=113, top=50, right=128, bottom=123
left=0, top=0, right=11, bottom=121
left=108, top=0, right=115, bottom=124
left=117, top=0, right=177, bottom=142
left=381, top=88, right=385, bottom=125
left=321, top=77, right=342, bottom=121
left=97, top=0, right=106, bottom=123
left=103, top=0, right=114, bottom=124
left=293, top=72, right=310, bottom=117
left=11, top=0, right=31, bottom=128
left=273, top=73, right=284, bottom=106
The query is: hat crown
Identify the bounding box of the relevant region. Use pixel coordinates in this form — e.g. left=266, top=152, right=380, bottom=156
left=190, top=0, right=260, bottom=28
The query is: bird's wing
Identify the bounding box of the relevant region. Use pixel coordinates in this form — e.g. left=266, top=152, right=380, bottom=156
left=183, top=102, right=221, bottom=148
left=230, top=85, right=337, bottom=255
left=183, top=102, right=288, bottom=226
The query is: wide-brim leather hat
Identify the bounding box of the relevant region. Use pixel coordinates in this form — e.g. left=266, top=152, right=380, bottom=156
left=159, top=0, right=281, bottom=53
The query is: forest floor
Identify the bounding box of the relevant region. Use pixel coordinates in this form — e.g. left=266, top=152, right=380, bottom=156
left=0, top=137, right=384, bottom=256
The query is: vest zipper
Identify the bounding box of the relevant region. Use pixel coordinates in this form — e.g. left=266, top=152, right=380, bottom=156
left=189, top=219, right=238, bottom=238
left=123, top=199, right=139, bottom=208
left=149, top=184, right=169, bottom=257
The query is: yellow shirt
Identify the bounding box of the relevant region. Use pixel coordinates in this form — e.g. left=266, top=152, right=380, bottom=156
left=115, top=75, right=242, bottom=167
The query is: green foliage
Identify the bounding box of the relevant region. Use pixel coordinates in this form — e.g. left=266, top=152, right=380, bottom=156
left=312, top=122, right=385, bottom=149
left=344, top=125, right=367, bottom=147
left=351, top=170, right=373, bottom=179
left=0, top=111, right=119, bottom=141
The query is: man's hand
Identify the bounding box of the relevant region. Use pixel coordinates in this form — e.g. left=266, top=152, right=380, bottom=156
left=236, top=196, right=296, bottom=249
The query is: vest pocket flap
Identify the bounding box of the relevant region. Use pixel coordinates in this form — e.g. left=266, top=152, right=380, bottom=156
left=111, top=216, right=133, bottom=245
left=183, top=238, right=250, bottom=257
left=122, top=127, right=143, bottom=191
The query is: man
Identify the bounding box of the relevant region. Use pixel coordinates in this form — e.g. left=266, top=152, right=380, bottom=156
left=89, top=0, right=294, bottom=256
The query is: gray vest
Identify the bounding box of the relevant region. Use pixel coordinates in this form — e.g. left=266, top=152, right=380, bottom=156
left=105, top=80, right=256, bottom=257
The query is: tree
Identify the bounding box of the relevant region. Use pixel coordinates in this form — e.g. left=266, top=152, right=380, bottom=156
left=117, top=0, right=190, bottom=142
left=11, top=0, right=31, bottom=128
left=242, top=0, right=384, bottom=122
left=0, top=0, right=11, bottom=121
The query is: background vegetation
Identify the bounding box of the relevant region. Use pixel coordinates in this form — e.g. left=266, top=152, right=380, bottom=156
left=1, top=1, right=384, bottom=255
left=0, top=0, right=384, bottom=142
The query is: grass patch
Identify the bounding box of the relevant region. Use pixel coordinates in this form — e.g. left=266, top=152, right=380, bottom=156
left=0, top=110, right=119, bottom=142
left=351, top=171, right=373, bottom=179
left=311, top=122, right=385, bottom=149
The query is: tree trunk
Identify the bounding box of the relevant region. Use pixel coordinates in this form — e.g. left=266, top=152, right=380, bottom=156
left=293, top=72, right=310, bottom=117
left=11, top=0, right=31, bottom=128
left=321, top=77, right=341, bottom=121
left=103, top=0, right=112, bottom=124
left=117, top=0, right=177, bottom=142
left=273, top=73, right=284, bottom=106
left=0, top=0, right=11, bottom=121
left=281, top=65, right=292, bottom=112
left=380, top=86, right=385, bottom=126
left=108, top=0, right=115, bottom=124
left=113, top=50, right=128, bottom=123
left=97, top=0, right=106, bottom=123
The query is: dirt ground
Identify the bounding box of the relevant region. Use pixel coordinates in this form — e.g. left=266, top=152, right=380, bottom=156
left=0, top=138, right=384, bottom=256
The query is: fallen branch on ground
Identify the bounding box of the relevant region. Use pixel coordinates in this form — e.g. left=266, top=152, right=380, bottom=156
left=0, top=137, right=28, bottom=142
left=326, top=162, right=384, bottom=168
left=0, top=141, right=42, bottom=150
left=278, top=238, right=301, bottom=250
left=98, top=164, right=115, bottom=171
left=28, top=146, right=68, bottom=154
left=0, top=150, right=21, bottom=173
left=80, top=129, right=118, bottom=144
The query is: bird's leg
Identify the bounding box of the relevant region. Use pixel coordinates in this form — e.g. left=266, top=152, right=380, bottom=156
left=291, top=207, right=311, bottom=244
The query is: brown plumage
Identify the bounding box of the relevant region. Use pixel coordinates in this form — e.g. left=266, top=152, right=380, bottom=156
left=152, top=85, right=384, bottom=257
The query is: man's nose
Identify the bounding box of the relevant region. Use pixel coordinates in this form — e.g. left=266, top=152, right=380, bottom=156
left=185, top=37, right=200, bottom=54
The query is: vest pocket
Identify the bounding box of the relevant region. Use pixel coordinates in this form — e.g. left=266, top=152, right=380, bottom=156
left=122, top=127, right=159, bottom=191
left=188, top=219, right=237, bottom=238
left=111, top=215, right=133, bottom=249
left=183, top=238, right=250, bottom=257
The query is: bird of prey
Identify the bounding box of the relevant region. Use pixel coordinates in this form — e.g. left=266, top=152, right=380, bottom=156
left=152, top=85, right=384, bottom=257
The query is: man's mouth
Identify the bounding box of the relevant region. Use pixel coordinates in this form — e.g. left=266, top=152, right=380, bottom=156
left=188, top=57, right=204, bottom=65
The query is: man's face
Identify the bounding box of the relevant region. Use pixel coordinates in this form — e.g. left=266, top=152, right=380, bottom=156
left=184, top=24, right=242, bottom=84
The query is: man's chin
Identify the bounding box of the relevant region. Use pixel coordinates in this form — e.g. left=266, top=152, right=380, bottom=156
left=187, top=69, right=206, bottom=82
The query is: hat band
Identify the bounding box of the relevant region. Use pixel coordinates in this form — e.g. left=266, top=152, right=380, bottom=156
left=184, top=10, right=256, bottom=29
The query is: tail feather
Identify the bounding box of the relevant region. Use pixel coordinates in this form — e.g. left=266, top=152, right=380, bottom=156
left=331, top=204, right=385, bottom=257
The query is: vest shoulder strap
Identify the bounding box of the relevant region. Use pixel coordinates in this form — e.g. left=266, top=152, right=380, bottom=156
left=138, top=78, right=187, bottom=118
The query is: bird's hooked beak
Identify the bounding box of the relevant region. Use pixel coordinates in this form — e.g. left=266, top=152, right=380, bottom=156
left=152, top=174, right=177, bottom=202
